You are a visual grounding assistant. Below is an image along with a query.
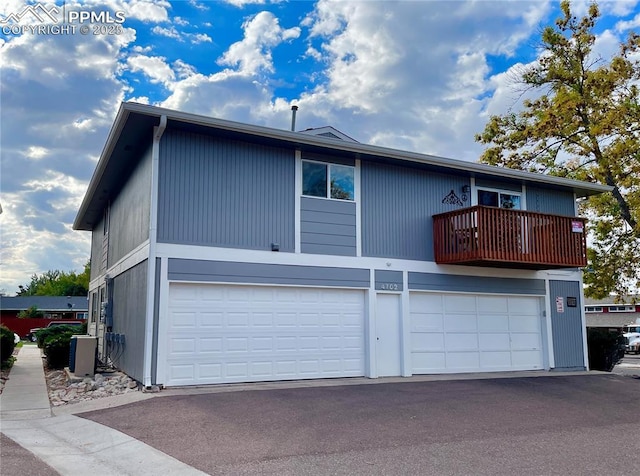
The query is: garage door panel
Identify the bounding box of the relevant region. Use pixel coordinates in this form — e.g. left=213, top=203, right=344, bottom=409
left=478, top=315, right=509, bottom=332
left=444, top=314, right=478, bottom=332
left=479, top=333, right=510, bottom=351
left=410, top=292, right=543, bottom=374
left=411, top=332, right=444, bottom=352
left=412, top=352, right=446, bottom=372
left=477, top=296, right=509, bottom=313
left=166, top=283, right=365, bottom=386
left=410, top=313, right=444, bottom=332
left=509, top=315, right=539, bottom=332
left=445, top=333, right=478, bottom=351
left=480, top=351, right=511, bottom=368
left=447, top=352, right=480, bottom=369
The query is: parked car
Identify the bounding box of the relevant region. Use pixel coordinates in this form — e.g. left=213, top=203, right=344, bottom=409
left=26, top=321, right=84, bottom=342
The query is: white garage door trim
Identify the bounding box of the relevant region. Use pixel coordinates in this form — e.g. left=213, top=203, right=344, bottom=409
left=165, top=283, right=365, bottom=386
left=410, top=292, right=544, bottom=374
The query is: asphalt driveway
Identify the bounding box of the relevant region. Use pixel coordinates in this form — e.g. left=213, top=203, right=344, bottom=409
left=80, top=375, right=640, bottom=475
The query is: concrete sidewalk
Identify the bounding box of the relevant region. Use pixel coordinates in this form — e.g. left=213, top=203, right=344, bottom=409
left=0, top=345, right=206, bottom=476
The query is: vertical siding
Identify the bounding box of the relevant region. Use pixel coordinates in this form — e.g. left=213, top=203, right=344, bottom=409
left=300, top=197, right=356, bottom=256
left=361, top=161, right=469, bottom=261
left=157, top=130, right=295, bottom=251
left=526, top=187, right=576, bottom=216
left=89, top=217, right=105, bottom=281
left=111, top=260, right=148, bottom=382
left=549, top=280, right=585, bottom=370
left=108, top=145, right=152, bottom=266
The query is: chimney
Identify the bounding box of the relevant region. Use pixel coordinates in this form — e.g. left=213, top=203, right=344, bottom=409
left=290, top=105, right=298, bottom=132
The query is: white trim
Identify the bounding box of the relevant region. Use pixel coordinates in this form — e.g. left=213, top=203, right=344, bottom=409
left=578, top=274, right=590, bottom=370
left=143, top=116, right=166, bottom=387
left=544, top=280, right=555, bottom=369
left=355, top=159, right=362, bottom=257
left=475, top=186, right=524, bottom=210
left=366, top=269, right=376, bottom=378
left=401, top=271, right=411, bottom=377
left=155, top=256, right=169, bottom=386
left=521, top=184, right=527, bottom=210
left=294, top=150, right=302, bottom=253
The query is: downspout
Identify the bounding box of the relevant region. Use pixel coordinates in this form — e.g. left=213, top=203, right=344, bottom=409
left=143, top=114, right=166, bottom=388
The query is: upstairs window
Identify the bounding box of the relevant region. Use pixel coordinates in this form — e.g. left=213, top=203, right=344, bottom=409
left=477, top=189, right=521, bottom=209
left=302, top=160, right=354, bottom=201
left=585, top=306, right=603, bottom=313
left=608, top=305, right=635, bottom=312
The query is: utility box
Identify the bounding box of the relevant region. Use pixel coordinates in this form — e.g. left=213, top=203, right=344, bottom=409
left=69, top=336, right=98, bottom=377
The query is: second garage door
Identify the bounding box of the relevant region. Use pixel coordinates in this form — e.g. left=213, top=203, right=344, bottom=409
left=165, top=283, right=365, bottom=386
left=410, top=292, right=543, bottom=374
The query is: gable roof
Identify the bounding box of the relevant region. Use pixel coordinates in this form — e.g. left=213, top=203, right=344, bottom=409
left=299, top=126, right=359, bottom=143
left=0, top=296, right=88, bottom=312
left=74, top=102, right=613, bottom=230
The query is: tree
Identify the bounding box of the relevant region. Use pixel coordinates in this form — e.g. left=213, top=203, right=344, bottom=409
left=475, top=1, right=640, bottom=299
left=17, top=261, right=90, bottom=297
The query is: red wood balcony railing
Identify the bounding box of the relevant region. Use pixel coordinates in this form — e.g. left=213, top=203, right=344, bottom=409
left=433, top=206, right=587, bottom=269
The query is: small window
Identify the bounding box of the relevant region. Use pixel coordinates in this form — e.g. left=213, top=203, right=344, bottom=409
left=585, top=306, right=603, bottom=313
left=302, top=160, right=354, bottom=201
left=477, top=189, right=521, bottom=209
left=609, top=305, right=634, bottom=312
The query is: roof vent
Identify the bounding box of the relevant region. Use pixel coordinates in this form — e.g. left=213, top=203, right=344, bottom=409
left=290, top=105, right=298, bottom=132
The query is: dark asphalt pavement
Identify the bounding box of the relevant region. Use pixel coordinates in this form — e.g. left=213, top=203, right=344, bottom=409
left=80, top=375, right=640, bottom=475
left=0, top=433, right=59, bottom=476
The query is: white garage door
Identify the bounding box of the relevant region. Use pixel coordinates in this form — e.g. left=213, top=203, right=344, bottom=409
left=165, top=283, right=365, bottom=386
left=410, top=293, right=543, bottom=374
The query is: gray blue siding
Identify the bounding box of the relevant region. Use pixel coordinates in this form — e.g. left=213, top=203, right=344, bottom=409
left=549, top=280, right=585, bottom=370
left=168, top=259, right=370, bottom=288
left=301, top=197, right=356, bottom=256
left=108, top=145, right=152, bottom=266
left=526, top=187, right=576, bottom=217
left=89, top=216, right=105, bottom=281
left=408, top=272, right=546, bottom=295
left=151, top=257, right=161, bottom=385
left=375, top=270, right=403, bottom=291
left=157, top=130, right=295, bottom=251
left=111, top=260, right=148, bottom=382
left=361, top=161, right=469, bottom=261
left=475, top=178, right=522, bottom=192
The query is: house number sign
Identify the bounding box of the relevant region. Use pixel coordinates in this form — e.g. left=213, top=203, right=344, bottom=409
left=380, top=283, right=399, bottom=290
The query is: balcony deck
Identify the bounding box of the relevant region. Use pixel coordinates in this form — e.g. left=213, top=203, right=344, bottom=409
left=433, top=206, right=587, bottom=270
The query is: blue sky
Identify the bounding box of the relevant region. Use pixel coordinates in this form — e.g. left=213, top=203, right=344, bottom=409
left=1, top=0, right=639, bottom=294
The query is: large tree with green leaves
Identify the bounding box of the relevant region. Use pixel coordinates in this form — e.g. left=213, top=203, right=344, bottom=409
left=17, top=261, right=90, bottom=297
left=475, top=1, right=640, bottom=298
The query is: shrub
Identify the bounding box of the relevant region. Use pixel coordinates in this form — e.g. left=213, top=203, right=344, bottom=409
left=43, top=334, right=74, bottom=369
left=587, top=328, right=625, bottom=372
left=40, top=325, right=85, bottom=369
left=1, top=324, right=17, bottom=363
left=36, top=325, right=83, bottom=348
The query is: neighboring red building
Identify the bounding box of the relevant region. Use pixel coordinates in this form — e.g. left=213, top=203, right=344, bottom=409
left=584, top=296, right=640, bottom=330
left=0, top=296, right=88, bottom=338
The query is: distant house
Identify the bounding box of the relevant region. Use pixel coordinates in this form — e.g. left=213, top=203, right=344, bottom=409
left=0, top=296, right=89, bottom=338
left=584, top=296, right=640, bottom=330
left=74, top=102, right=611, bottom=388
left=0, top=296, right=89, bottom=320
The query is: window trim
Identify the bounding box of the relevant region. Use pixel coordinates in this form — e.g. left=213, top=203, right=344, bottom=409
left=301, top=159, right=356, bottom=202
left=585, top=306, right=603, bottom=313
left=474, top=186, right=523, bottom=210
left=608, top=305, right=635, bottom=313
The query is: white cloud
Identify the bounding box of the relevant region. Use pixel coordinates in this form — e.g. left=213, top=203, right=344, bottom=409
left=188, top=0, right=209, bottom=11
left=152, top=25, right=182, bottom=40
left=191, top=33, right=212, bottom=44
left=224, top=0, right=266, bottom=7
left=92, top=0, right=171, bottom=23
left=127, top=55, right=176, bottom=84
left=217, top=11, right=301, bottom=75
left=24, top=146, right=49, bottom=161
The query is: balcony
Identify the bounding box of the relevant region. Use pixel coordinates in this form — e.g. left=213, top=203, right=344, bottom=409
left=433, top=206, right=587, bottom=270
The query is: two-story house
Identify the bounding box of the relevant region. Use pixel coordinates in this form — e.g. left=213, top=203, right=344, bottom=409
left=73, top=102, right=611, bottom=388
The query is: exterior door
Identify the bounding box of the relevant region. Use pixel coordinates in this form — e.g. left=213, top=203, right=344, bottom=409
left=376, top=293, right=402, bottom=377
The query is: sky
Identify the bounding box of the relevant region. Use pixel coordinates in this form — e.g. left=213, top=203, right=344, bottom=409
left=1, top=0, right=639, bottom=295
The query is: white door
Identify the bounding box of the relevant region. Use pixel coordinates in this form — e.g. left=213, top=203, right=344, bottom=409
left=165, top=283, right=365, bottom=386
left=376, top=294, right=402, bottom=377
left=410, top=292, right=543, bottom=374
